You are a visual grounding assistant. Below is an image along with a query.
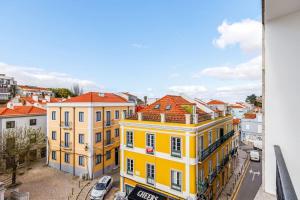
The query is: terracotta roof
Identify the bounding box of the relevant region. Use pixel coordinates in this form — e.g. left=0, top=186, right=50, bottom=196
left=229, top=104, right=244, bottom=109
left=244, top=113, right=256, bottom=119
left=140, top=95, right=197, bottom=115
left=233, top=119, right=241, bottom=125
left=64, top=92, right=128, bottom=103
left=207, top=100, right=226, bottom=105
left=0, top=106, right=46, bottom=117
left=18, top=85, right=51, bottom=91
left=18, top=97, right=63, bottom=105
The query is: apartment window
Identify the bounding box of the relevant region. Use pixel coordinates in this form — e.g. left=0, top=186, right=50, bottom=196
left=106, top=150, right=111, bottom=160
left=216, top=129, right=220, bottom=141
left=64, top=153, right=70, bottom=163
left=79, top=134, right=84, bottom=144
left=51, top=131, right=56, bottom=140
left=96, top=111, right=101, bottom=122
left=79, top=112, right=84, bottom=122
left=30, top=119, right=37, bottom=126
left=115, top=110, right=120, bottom=119
left=64, top=111, right=69, bottom=126
left=96, top=154, right=102, bottom=164
left=146, top=164, right=155, bottom=185
left=171, top=137, right=181, bottom=157
left=127, top=158, right=134, bottom=175
left=52, top=151, right=56, bottom=160
left=6, top=121, right=15, bottom=129
left=115, top=128, right=120, bottom=137
left=129, top=109, right=133, bottom=116
left=105, top=130, right=111, bottom=145
left=96, top=132, right=102, bottom=143
left=52, top=111, right=56, bottom=120
left=216, top=152, right=219, bottom=167
left=123, top=110, right=127, bottom=118
left=65, top=133, right=70, bottom=147
left=79, top=155, right=84, bottom=166
left=208, top=131, right=212, bottom=146
left=106, top=111, right=111, bottom=126
left=126, top=131, right=133, bottom=147
left=171, top=170, right=182, bottom=191
left=146, top=133, right=155, bottom=154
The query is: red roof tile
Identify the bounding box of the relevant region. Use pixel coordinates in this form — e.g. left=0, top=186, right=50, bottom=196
left=233, top=119, right=241, bottom=125
left=0, top=106, right=46, bottom=117
left=244, top=113, right=256, bottom=119
left=64, top=92, right=128, bottom=103
left=207, top=100, right=226, bottom=105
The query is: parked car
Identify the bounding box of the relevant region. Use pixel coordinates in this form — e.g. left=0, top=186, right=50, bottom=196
left=250, top=150, right=260, bottom=162
left=90, top=176, right=113, bottom=200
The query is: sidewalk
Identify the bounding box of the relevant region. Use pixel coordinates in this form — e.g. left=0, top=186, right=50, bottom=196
left=218, top=148, right=249, bottom=200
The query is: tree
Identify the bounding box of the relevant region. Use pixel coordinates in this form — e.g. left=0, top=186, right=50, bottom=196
left=0, top=127, right=45, bottom=185
left=71, top=83, right=83, bottom=96
left=49, top=88, right=74, bottom=98
left=246, top=94, right=257, bottom=104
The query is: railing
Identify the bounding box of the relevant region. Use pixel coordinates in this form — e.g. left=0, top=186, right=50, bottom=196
left=171, top=150, right=181, bottom=158
left=146, top=146, right=155, bottom=154
left=209, top=169, right=217, bottom=184
left=198, top=179, right=209, bottom=194
left=61, top=141, right=72, bottom=149
left=147, top=177, right=155, bottom=185
left=60, top=121, right=72, bottom=129
left=104, top=120, right=118, bottom=127
left=274, top=145, right=298, bottom=200
left=199, top=130, right=234, bottom=162
left=104, top=138, right=115, bottom=146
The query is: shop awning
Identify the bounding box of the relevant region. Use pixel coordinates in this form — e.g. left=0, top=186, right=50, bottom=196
left=127, top=185, right=168, bottom=200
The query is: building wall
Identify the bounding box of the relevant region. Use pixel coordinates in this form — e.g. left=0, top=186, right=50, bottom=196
left=265, top=10, right=300, bottom=196
left=240, top=117, right=262, bottom=141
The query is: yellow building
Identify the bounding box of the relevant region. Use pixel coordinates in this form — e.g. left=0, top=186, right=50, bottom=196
left=119, top=95, right=239, bottom=200
left=47, top=92, right=135, bottom=178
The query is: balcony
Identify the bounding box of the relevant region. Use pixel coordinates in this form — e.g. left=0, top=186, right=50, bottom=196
left=146, top=146, right=155, bottom=154
left=209, top=169, right=217, bottom=184
left=147, top=177, right=155, bottom=185
left=104, top=138, right=115, bottom=146
left=61, top=141, right=72, bottom=150
left=171, top=150, right=181, bottom=158
left=199, top=130, right=234, bottom=162
left=60, top=121, right=72, bottom=129
left=198, top=179, right=209, bottom=194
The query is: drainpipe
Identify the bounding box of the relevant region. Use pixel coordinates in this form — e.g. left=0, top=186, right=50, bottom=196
left=102, top=107, right=105, bottom=175
left=59, top=107, right=62, bottom=171
left=73, top=107, right=75, bottom=176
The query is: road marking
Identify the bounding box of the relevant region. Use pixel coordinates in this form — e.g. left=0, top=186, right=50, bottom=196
left=249, top=168, right=261, bottom=182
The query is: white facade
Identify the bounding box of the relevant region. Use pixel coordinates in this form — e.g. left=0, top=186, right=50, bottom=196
left=230, top=107, right=247, bottom=119
left=0, top=74, right=16, bottom=102
left=264, top=0, right=300, bottom=197
left=241, top=113, right=262, bottom=142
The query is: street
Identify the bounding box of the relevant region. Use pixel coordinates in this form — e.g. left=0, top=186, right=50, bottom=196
left=236, top=146, right=262, bottom=200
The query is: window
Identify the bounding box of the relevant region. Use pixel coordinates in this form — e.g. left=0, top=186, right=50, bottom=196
left=96, top=154, right=102, bottom=164
left=79, top=134, right=84, bottom=144
left=154, top=104, right=160, bottom=109
left=123, top=110, right=127, bottom=118
left=64, top=111, right=69, bottom=126
left=106, top=111, right=111, bottom=126
left=125, top=185, right=134, bottom=196
left=216, top=129, right=220, bottom=141
left=64, top=153, right=70, bottom=163
left=126, top=131, right=133, bottom=147
left=6, top=121, right=15, bottom=129
left=96, top=111, right=101, bottom=122
left=115, top=110, right=119, bottom=119
left=171, top=170, right=182, bottom=191
left=127, top=158, right=134, bottom=175
left=146, top=164, right=155, bottom=185
left=30, top=119, right=37, bottom=126
left=106, top=150, right=111, bottom=160
left=146, top=133, right=155, bottom=154
left=52, top=111, right=56, bottom=120
left=208, top=131, right=212, bottom=146
left=129, top=109, right=133, bottom=116
left=52, top=151, right=56, bottom=160
left=171, top=137, right=181, bottom=157
left=65, top=133, right=70, bottom=147
left=51, top=131, right=56, bottom=140
left=216, top=152, right=219, bottom=167
left=79, top=155, right=84, bottom=166
left=166, top=105, right=171, bottom=110
left=105, top=130, right=111, bottom=145
left=115, top=128, right=120, bottom=137
left=79, top=112, right=84, bottom=122
left=96, top=132, right=102, bottom=143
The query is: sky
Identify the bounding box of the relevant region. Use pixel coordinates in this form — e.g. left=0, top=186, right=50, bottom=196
left=0, top=0, right=262, bottom=102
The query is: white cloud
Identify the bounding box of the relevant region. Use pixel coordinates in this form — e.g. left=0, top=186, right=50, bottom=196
left=0, top=62, right=102, bottom=90
left=168, top=73, right=180, bottom=79
left=213, top=19, right=262, bottom=53
left=196, top=56, right=261, bottom=80
left=168, top=85, right=207, bottom=96
left=131, top=43, right=148, bottom=49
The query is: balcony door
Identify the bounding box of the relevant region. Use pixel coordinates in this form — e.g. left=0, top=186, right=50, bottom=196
left=64, top=111, right=69, bottom=126
left=106, top=111, right=111, bottom=125
left=65, top=132, right=70, bottom=147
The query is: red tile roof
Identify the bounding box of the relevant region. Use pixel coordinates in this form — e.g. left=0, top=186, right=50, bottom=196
left=207, top=100, right=226, bottom=105
left=229, top=104, right=244, bottom=109
left=18, top=96, right=63, bottom=105
left=0, top=106, right=46, bottom=117
left=233, top=119, right=241, bottom=125
left=18, top=85, right=50, bottom=91
left=64, top=92, right=128, bottom=103
left=244, top=113, right=256, bottom=119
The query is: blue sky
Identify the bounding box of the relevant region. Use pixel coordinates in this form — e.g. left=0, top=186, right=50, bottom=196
left=0, top=0, right=262, bottom=102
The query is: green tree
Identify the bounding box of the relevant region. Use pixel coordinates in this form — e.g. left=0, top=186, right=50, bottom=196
left=1, top=127, right=45, bottom=185
left=246, top=94, right=257, bottom=104
left=49, top=88, right=74, bottom=98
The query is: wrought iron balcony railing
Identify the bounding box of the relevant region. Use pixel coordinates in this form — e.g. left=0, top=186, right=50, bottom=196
left=198, top=179, right=209, bottom=194
left=274, top=145, right=298, bottom=200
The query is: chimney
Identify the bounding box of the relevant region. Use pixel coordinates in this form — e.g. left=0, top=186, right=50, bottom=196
left=185, top=114, right=191, bottom=124
left=160, top=113, right=165, bottom=123
left=137, top=112, right=142, bottom=121
left=32, top=95, right=38, bottom=102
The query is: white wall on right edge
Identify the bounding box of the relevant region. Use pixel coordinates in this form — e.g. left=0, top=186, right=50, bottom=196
left=265, top=9, right=300, bottom=197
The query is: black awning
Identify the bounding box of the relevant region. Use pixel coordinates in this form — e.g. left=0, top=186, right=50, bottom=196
left=128, top=185, right=168, bottom=200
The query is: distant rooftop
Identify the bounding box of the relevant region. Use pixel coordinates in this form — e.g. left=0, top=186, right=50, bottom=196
left=0, top=106, right=46, bottom=117
left=63, top=92, right=128, bottom=103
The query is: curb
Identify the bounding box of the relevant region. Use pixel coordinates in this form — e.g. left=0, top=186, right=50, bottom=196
left=230, top=157, right=250, bottom=200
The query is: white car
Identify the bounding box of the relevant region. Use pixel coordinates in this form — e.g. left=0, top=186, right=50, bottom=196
left=250, top=150, right=260, bottom=162
left=90, top=176, right=113, bottom=200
